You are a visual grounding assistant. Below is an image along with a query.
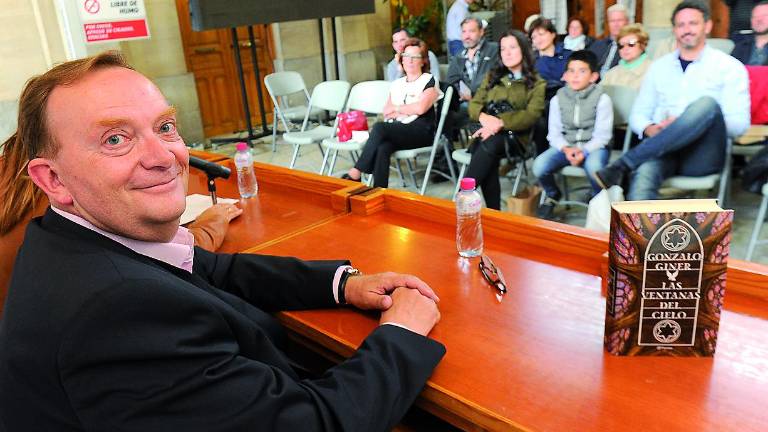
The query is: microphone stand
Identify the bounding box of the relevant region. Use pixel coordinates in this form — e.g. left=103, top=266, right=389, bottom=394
left=206, top=174, right=219, bottom=205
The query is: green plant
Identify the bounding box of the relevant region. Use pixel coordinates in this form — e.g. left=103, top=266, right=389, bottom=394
left=386, top=0, right=444, bottom=41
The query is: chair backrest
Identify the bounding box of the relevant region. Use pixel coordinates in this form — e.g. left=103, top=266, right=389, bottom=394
left=308, top=80, right=350, bottom=112
left=708, top=38, right=735, bottom=55
left=602, top=84, right=636, bottom=127
left=346, top=80, right=391, bottom=114
left=264, top=71, right=307, bottom=97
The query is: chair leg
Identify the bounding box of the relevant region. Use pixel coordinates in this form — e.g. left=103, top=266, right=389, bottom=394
left=443, top=138, right=457, bottom=183
left=396, top=160, right=407, bottom=187
left=289, top=145, right=300, bottom=169
left=329, top=150, right=339, bottom=175
left=406, top=158, right=418, bottom=188
left=271, top=112, right=278, bottom=152
left=319, top=146, right=330, bottom=175
left=511, top=159, right=523, bottom=196
left=452, top=163, right=468, bottom=201
left=746, top=194, right=768, bottom=261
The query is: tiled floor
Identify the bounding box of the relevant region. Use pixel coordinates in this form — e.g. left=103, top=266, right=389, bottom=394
left=193, top=131, right=768, bottom=266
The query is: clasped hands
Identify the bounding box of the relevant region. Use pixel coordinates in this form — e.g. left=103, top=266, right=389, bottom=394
left=644, top=115, right=677, bottom=138
left=344, top=272, right=441, bottom=336
left=562, top=146, right=585, bottom=166
left=471, top=113, right=505, bottom=140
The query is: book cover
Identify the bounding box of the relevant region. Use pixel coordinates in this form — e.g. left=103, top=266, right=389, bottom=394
left=604, top=201, right=733, bottom=356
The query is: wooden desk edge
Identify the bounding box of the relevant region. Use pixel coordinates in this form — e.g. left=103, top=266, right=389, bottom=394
left=276, top=312, right=530, bottom=432
left=349, top=189, right=768, bottom=300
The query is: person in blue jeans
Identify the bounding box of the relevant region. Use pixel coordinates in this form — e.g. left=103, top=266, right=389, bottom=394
left=533, top=50, right=613, bottom=220
left=595, top=1, right=750, bottom=199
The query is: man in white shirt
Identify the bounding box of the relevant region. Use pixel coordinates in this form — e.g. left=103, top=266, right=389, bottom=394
left=446, top=0, right=474, bottom=57
left=386, top=28, right=441, bottom=82
left=595, top=0, right=750, bottom=200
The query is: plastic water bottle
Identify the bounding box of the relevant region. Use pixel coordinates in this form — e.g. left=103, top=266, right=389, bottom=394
left=234, top=142, right=258, bottom=198
left=456, top=178, right=483, bottom=257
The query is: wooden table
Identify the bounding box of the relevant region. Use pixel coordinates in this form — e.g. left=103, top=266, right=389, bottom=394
left=186, top=152, right=360, bottom=253
left=245, top=187, right=768, bottom=432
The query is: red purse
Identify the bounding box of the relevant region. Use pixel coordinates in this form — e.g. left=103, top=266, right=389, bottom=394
left=336, top=110, right=368, bottom=142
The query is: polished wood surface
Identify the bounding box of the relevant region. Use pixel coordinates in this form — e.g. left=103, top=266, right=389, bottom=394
left=186, top=154, right=359, bottom=253
left=247, top=187, right=768, bottom=432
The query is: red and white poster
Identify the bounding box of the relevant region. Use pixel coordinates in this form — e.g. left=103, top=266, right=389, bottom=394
left=78, top=0, right=150, bottom=43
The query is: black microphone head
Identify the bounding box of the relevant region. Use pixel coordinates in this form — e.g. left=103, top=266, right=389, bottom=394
left=189, top=156, right=231, bottom=180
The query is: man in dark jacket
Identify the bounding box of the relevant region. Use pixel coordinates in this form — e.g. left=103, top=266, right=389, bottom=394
left=0, top=51, right=445, bottom=432
left=731, top=1, right=768, bottom=65
left=589, top=3, right=630, bottom=77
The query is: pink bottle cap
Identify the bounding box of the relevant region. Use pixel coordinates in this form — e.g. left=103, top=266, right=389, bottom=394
left=460, top=178, right=476, bottom=190
left=236, top=142, right=248, bottom=151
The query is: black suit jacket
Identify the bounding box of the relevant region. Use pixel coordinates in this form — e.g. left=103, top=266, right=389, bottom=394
left=0, top=209, right=445, bottom=431
left=731, top=33, right=768, bottom=65
left=589, top=37, right=620, bottom=72
left=446, top=39, right=500, bottom=96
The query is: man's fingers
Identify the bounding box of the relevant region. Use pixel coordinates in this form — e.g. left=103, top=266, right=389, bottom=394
left=396, top=274, right=439, bottom=302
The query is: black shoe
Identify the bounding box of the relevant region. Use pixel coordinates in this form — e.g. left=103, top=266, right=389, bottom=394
left=341, top=173, right=361, bottom=182
left=595, top=163, right=627, bottom=189
left=536, top=196, right=559, bottom=220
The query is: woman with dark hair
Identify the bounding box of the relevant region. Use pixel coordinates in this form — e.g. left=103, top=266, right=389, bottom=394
left=344, top=37, right=440, bottom=187
left=529, top=18, right=571, bottom=94
left=563, top=16, right=594, bottom=51
left=464, top=30, right=546, bottom=210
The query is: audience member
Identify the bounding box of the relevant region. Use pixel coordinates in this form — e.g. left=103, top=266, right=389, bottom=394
left=533, top=50, right=613, bottom=220
left=589, top=4, right=631, bottom=77
left=564, top=16, right=595, bottom=51
left=595, top=1, right=750, bottom=200
left=345, top=38, right=440, bottom=187
left=529, top=18, right=571, bottom=94
left=447, top=0, right=475, bottom=56
left=724, top=0, right=763, bottom=35
left=464, top=30, right=546, bottom=210
left=387, top=28, right=441, bottom=81
left=731, top=1, right=768, bottom=65
left=602, top=24, right=652, bottom=90
left=0, top=51, right=445, bottom=430
left=447, top=17, right=499, bottom=105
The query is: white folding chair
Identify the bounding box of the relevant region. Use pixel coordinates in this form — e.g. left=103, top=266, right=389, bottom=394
left=392, top=86, right=455, bottom=195
left=746, top=183, right=768, bottom=261
left=283, top=80, right=350, bottom=170
left=320, top=80, right=391, bottom=177
left=557, top=85, right=636, bottom=208
left=264, top=71, right=324, bottom=152
left=661, top=138, right=732, bottom=205
left=707, top=38, right=735, bottom=55
left=451, top=132, right=531, bottom=201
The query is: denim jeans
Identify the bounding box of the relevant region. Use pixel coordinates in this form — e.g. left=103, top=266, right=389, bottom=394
left=621, top=96, right=727, bottom=200
left=533, top=146, right=610, bottom=199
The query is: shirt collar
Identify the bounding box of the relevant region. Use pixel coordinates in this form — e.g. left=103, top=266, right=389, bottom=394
left=51, top=206, right=195, bottom=273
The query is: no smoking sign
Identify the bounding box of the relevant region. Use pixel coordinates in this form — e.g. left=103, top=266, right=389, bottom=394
left=84, top=0, right=100, bottom=14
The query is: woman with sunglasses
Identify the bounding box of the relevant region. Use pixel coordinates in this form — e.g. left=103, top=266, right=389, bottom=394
left=464, top=30, right=545, bottom=210
left=343, top=38, right=440, bottom=187
left=602, top=24, right=651, bottom=90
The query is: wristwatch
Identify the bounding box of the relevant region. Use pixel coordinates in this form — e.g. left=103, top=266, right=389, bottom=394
left=338, top=267, right=362, bottom=305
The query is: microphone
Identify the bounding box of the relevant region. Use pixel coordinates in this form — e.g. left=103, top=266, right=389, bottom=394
left=189, top=156, right=231, bottom=180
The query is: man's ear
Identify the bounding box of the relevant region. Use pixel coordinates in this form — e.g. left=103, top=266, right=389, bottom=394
left=590, top=71, right=600, bottom=83
left=27, top=158, right=73, bottom=206
left=705, top=19, right=713, bottom=35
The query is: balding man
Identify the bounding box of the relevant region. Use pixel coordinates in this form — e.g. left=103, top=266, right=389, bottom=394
left=589, top=4, right=631, bottom=76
